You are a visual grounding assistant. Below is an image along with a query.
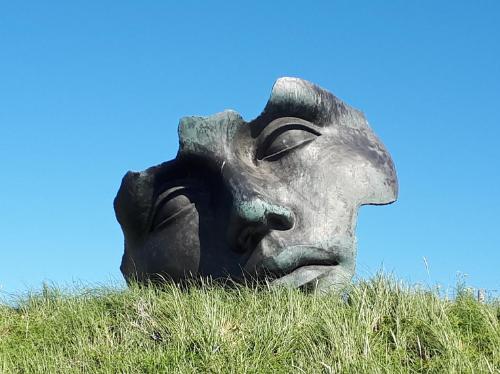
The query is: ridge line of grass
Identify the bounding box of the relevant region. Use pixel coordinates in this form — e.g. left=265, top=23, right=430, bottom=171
left=1, top=275, right=499, bottom=373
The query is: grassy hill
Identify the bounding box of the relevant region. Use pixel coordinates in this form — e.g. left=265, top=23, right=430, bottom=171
left=1, top=276, right=499, bottom=373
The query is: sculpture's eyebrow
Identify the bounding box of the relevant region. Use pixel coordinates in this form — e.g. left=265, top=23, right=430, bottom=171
left=249, top=77, right=352, bottom=137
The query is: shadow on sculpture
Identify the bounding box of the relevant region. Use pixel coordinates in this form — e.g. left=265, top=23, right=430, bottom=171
left=114, top=77, right=398, bottom=292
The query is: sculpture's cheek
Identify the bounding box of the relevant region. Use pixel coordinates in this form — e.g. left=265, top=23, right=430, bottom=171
left=254, top=139, right=359, bottom=236
left=125, top=209, right=201, bottom=282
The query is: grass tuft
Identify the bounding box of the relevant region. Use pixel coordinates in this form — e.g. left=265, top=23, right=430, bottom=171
left=1, top=275, right=499, bottom=373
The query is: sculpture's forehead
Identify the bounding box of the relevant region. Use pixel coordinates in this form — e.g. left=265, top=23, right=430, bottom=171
left=177, top=77, right=368, bottom=161
left=178, top=110, right=245, bottom=161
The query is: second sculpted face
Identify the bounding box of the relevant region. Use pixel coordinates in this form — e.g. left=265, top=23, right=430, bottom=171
left=114, top=78, right=398, bottom=291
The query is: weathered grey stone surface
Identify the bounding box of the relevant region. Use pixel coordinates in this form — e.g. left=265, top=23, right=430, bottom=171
left=114, top=77, right=398, bottom=291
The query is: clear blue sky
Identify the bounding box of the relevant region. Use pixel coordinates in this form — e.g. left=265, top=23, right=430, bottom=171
left=1, top=1, right=499, bottom=296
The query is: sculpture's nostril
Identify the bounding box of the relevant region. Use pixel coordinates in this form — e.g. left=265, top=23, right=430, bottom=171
left=266, top=212, right=294, bottom=231
left=228, top=198, right=294, bottom=253
left=234, top=226, right=265, bottom=253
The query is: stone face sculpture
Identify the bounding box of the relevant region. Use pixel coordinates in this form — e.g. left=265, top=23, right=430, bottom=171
left=114, top=77, right=398, bottom=292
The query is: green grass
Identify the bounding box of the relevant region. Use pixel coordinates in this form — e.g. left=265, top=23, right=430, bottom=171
left=1, top=276, right=499, bottom=373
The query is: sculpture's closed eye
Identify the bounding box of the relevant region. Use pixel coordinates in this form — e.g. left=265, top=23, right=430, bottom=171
left=151, top=186, right=195, bottom=231
left=257, top=122, right=321, bottom=161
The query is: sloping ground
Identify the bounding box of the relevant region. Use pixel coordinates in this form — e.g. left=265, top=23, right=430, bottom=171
left=1, top=276, right=499, bottom=373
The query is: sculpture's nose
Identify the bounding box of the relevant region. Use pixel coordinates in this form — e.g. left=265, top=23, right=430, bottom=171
left=233, top=198, right=294, bottom=231
left=227, top=193, right=295, bottom=254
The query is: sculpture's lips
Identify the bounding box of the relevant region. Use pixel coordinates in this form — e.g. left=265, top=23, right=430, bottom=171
left=244, top=239, right=349, bottom=282
left=272, top=256, right=339, bottom=278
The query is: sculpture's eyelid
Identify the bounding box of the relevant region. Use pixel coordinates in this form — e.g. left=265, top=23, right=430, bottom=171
left=267, top=123, right=321, bottom=138
left=153, top=186, right=189, bottom=210
left=256, top=120, right=321, bottom=161
left=150, top=185, right=195, bottom=231
left=257, top=118, right=322, bottom=145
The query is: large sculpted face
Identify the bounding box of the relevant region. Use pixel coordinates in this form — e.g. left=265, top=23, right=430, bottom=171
left=114, top=78, right=398, bottom=291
